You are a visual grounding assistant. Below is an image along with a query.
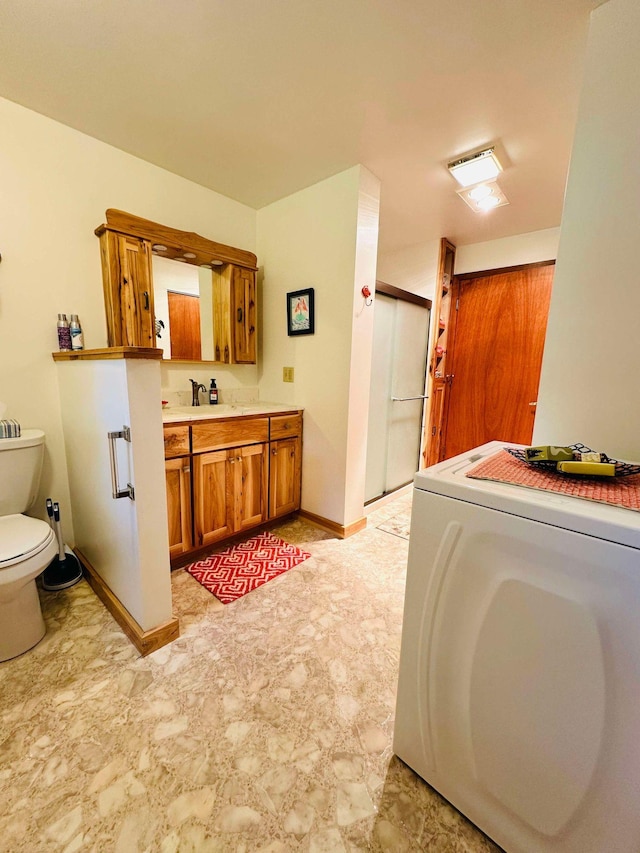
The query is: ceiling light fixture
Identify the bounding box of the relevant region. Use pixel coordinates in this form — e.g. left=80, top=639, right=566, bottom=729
left=152, top=244, right=168, bottom=252
left=468, top=184, right=493, bottom=201
left=448, top=147, right=502, bottom=188
left=477, top=195, right=501, bottom=210
left=456, top=180, right=509, bottom=213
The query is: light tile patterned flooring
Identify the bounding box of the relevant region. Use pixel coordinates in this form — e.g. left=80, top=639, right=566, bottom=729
left=0, top=495, right=501, bottom=852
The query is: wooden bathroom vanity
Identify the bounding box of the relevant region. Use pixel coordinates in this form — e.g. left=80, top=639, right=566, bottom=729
left=163, top=406, right=303, bottom=566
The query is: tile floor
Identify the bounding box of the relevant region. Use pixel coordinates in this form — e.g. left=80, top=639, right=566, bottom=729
left=0, top=494, right=500, bottom=852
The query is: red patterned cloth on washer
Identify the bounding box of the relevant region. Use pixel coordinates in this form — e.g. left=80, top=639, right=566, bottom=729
left=466, top=450, right=640, bottom=513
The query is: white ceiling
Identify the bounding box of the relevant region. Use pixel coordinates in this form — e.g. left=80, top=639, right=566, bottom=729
left=0, top=0, right=604, bottom=255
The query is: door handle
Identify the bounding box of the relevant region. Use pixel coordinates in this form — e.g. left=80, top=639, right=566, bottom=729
left=529, top=401, right=537, bottom=408
left=237, top=307, right=243, bottom=323
left=391, top=395, right=429, bottom=402
left=107, top=426, right=135, bottom=500
left=143, top=291, right=150, bottom=310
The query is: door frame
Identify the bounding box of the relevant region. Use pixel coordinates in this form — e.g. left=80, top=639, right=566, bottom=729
left=439, top=259, right=556, bottom=462
left=423, top=238, right=456, bottom=467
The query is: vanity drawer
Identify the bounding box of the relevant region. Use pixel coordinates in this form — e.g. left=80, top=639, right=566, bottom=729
left=270, top=413, right=302, bottom=440
left=164, top=426, right=190, bottom=459
left=192, top=418, right=269, bottom=453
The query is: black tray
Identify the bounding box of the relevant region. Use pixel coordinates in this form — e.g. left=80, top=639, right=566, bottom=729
left=505, top=444, right=640, bottom=478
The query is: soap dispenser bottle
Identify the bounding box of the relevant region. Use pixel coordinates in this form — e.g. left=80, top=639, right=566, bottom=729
left=209, top=379, right=218, bottom=405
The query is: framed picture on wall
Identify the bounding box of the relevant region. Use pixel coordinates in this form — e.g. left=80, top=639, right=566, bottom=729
left=287, top=288, right=315, bottom=336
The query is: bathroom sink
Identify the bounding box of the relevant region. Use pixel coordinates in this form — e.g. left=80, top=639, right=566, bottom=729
left=161, top=402, right=301, bottom=421
left=167, top=404, right=236, bottom=415
left=162, top=404, right=238, bottom=421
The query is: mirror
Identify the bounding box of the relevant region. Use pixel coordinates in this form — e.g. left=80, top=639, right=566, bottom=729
left=96, top=209, right=257, bottom=364
left=152, top=256, right=217, bottom=361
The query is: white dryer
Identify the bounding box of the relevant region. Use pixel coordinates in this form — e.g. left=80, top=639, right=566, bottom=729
left=394, top=441, right=640, bottom=853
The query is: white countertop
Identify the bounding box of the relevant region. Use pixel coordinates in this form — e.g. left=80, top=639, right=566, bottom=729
left=161, top=402, right=302, bottom=423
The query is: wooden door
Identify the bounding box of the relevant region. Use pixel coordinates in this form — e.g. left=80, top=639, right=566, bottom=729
left=168, top=291, right=202, bottom=360
left=232, top=267, right=256, bottom=363
left=193, top=450, right=233, bottom=547
left=233, top=443, right=268, bottom=532
left=442, top=263, right=554, bottom=460
left=269, top=437, right=302, bottom=519
left=165, top=457, right=192, bottom=558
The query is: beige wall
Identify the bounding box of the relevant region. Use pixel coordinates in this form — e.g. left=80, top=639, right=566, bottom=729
left=454, top=227, right=560, bottom=275
left=0, top=97, right=256, bottom=540
left=535, top=0, right=640, bottom=459
left=257, top=166, right=380, bottom=526
left=377, top=240, right=441, bottom=301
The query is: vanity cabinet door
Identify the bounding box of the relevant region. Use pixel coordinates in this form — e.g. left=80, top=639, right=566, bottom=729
left=269, top=436, right=302, bottom=519
left=193, top=450, right=234, bottom=547
left=213, top=264, right=257, bottom=364
left=98, top=229, right=156, bottom=347
left=165, top=457, right=192, bottom=558
left=232, top=267, right=256, bottom=363
left=232, top=442, right=268, bottom=533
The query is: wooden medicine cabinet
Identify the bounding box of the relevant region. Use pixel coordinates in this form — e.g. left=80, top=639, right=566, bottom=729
left=95, top=209, right=257, bottom=363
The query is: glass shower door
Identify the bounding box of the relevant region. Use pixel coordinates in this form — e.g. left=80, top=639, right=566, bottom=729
left=365, top=293, right=430, bottom=502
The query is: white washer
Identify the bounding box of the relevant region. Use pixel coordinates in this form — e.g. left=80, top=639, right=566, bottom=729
left=394, top=441, right=640, bottom=853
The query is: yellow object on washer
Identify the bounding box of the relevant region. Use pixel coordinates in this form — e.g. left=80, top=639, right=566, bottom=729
left=556, top=461, right=616, bottom=476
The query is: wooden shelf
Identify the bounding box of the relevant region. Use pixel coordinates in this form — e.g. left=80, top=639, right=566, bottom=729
left=52, top=347, right=164, bottom=362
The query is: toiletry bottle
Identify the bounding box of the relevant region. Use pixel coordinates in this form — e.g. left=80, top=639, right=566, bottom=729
left=209, top=379, right=218, bottom=405
left=69, top=314, right=84, bottom=350
left=57, top=314, right=72, bottom=350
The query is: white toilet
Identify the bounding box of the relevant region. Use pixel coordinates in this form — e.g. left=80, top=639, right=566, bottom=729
left=0, top=430, right=58, bottom=662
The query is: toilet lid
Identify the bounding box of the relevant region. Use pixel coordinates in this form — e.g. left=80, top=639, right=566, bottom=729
left=0, top=515, right=55, bottom=566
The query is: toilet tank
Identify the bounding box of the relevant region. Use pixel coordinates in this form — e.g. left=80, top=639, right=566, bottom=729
left=0, top=430, right=46, bottom=515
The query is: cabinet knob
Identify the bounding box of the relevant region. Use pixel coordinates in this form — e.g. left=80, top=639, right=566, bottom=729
left=272, top=448, right=278, bottom=456
left=183, top=466, right=190, bottom=474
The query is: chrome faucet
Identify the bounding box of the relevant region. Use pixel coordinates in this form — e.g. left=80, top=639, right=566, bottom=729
left=189, top=379, right=206, bottom=406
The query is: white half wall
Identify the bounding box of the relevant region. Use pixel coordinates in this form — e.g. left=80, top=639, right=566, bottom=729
left=455, top=227, right=561, bottom=275
left=0, top=97, right=256, bottom=540
left=257, top=166, right=380, bottom=526
left=56, top=358, right=172, bottom=631
left=534, top=0, right=640, bottom=459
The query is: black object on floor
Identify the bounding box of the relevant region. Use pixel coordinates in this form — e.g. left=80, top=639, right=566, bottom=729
left=42, top=499, right=83, bottom=591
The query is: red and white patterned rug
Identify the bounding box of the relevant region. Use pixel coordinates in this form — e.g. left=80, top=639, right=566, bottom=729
left=185, top=531, right=311, bottom=604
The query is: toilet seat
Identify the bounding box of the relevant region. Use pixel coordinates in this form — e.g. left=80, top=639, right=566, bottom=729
left=0, top=515, right=56, bottom=568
